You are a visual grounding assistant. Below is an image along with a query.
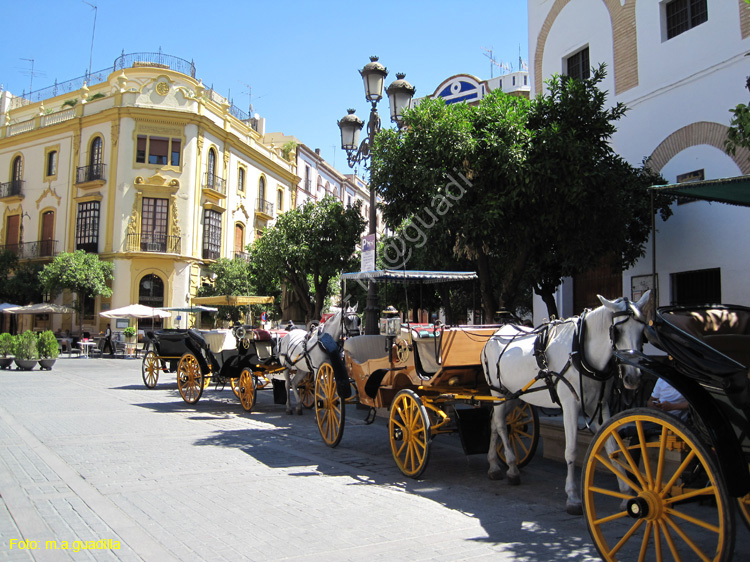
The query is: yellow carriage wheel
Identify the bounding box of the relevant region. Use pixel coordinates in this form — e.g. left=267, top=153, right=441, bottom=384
left=582, top=408, right=734, bottom=562
left=389, top=389, right=432, bottom=479
left=298, top=373, right=315, bottom=409
left=176, top=353, right=204, bottom=404
left=141, top=351, right=159, bottom=388
left=496, top=402, right=539, bottom=468
left=237, top=368, right=257, bottom=412
left=738, top=464, right=750, bottom=532
left=314, top=363, right=345, bottom=448
left=230, top=377, right=240, bottom=398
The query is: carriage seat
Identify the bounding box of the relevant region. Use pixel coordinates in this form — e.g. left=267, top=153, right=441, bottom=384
left=199, top=329, right=237, bottom=352
left=343, top=335, right=390, bottom=364
left=665, top=308, right=750, bottom=369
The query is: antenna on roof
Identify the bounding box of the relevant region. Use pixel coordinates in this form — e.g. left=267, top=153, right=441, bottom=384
left=20, top=58, right=36, bottom=94
left=482, top=46, right=503, bottom=79
left=82, top=1, right=98, bottom=80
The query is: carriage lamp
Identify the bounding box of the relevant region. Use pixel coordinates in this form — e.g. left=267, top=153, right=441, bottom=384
left=337, top=57, right=416, bottom=335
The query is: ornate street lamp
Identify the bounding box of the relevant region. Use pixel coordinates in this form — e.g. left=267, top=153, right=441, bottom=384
left=338, top=56, right=415, bottom=335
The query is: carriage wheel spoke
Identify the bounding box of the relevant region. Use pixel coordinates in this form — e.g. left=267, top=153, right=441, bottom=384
left=607, top=518, right=645, bottom=557
left=637, top=521, right=652, bottom=562
left=635, top=421, right=654, bottom=488
left=664, top=514, right=713, bottom=562
left=593, top=452, right=640, bottom=494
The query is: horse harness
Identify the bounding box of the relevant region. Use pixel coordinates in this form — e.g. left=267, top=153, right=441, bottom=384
left=488, top=298, right=645, bottom=428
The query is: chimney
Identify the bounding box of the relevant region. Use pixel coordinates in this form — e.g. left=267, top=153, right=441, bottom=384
left=315, top=148, right=321, bottom=155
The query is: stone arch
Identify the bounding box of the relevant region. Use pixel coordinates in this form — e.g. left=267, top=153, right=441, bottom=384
left=646, top=121, right=750, bottom=175
left=534, top=0, right=638, bottom=95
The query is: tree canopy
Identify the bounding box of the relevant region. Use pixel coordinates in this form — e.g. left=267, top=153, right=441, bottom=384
left=196, top=257, right=265, bottom=324
left=371, top=65, right=670, bottom=318
left=38, top=250, right=114, bottom=333
left=250, top=195, right=366, bottom=323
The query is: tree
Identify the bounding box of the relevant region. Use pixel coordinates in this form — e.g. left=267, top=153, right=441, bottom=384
left=196, top=257, right=274, bottom=324
left=726, top=77, right=750, bottom=158
left=38, top=250, right=114, bottom=334
left=523, top=66, right=671, bottom=316
left=371, top=91, right=532, bottom=318
left=372, top=67, right=671, bottom=320
left=250, top=196, right=366, bottom=323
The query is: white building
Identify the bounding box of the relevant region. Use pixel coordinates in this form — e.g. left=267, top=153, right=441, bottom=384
left=529, top=0, right=750, bottom=324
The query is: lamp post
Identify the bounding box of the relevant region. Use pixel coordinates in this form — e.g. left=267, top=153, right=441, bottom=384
left=338, top=56, right=415, bottom=335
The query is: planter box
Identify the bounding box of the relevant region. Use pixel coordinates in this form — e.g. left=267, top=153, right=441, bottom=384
left=14, top=359, right=38, bottom=371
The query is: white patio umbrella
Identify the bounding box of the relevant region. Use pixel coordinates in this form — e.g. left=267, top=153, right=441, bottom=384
left=99, top=304, right=171, bottom=319
left=3, top=302, right=75, bottom=315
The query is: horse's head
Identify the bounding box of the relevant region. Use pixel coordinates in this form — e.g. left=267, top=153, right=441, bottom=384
left=343, top=304, right=361, bottom=336
left=597, top=290, right=651, bottom=390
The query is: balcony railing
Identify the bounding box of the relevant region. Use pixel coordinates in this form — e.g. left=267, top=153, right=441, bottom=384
left=1, top=240, right=58, bottom=259
left=256, top=198, right=274, bottom=217
left=0, top=180, right=24, bottom=199
left=126, top=233, right=181, bottom=254
left=234, top=251, right=250, bottom=262
left=204, top=173, right=226, bottom=195
left=76, top=163, right=106, bottom=184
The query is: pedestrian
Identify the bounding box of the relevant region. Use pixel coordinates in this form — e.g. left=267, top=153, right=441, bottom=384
left=647, top=378, right=690, bottom=422
left=102, top=323, right=115, bottom=356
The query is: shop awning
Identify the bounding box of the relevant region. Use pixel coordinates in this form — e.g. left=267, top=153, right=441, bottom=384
left=191, top=295, right=274, bottom=306
left=651, top=175, right=750, bottom=207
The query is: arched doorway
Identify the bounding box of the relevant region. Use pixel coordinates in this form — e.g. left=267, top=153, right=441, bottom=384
left=139, top=274, right=165, bottom=330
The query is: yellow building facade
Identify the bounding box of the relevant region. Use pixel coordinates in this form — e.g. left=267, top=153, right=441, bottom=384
left=0, top=53, right=298, bottom=333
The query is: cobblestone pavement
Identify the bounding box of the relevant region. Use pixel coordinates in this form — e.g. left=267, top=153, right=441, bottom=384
left=1, top=357, right=747, bottom=561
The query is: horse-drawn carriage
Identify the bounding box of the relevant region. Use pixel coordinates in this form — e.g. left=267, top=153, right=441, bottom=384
left=141, top=295, right=283, bottom=411
left=288, top=270, right=542, bottom=479
left=579, top=177, right=750, bottom=561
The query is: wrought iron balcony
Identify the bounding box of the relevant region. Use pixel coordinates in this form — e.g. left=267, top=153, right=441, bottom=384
left=1, top=240, right=58, bottom=259
left=234, top=251, right=250, bottom=262
left=76, top=163, right=106, bottom=184
left=0, top=180, right=24, bottom=199
left=256, top=198, right=274, bottom=217
left=304, top=179, right=312, bottom=191
left=203, top=173, right=226, bottom=195
left=126, top=233, right=181, bottom=254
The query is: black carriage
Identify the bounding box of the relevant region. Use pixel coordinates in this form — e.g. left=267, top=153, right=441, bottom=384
left=141, top=295, right=282, bottom=411
left=581, top=177, right=750, bottom=562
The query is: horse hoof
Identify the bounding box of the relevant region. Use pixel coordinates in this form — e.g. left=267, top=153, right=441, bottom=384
left=296, top=409, right=303, bottom=416
left=566, top=502, right=583, bottom=516
left=488, top=470, right=504, bottom=481
left=507, top=474, right=521, bottom=486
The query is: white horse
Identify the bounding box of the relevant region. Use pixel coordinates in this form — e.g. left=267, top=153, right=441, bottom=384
left=277, top=307, right=359, bottom=415
left=481, top=292, right=650, bottom=515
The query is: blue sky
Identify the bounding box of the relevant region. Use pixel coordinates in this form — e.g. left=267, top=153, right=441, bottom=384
left=1, top=0, right=528, bottom=175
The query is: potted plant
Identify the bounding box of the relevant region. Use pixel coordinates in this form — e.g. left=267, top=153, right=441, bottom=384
left=14, top=330, right=39, bottom=370
left=0, top=333, right=15, bottom=370
left=37, top=330, right=59, bottom=370
left=123, top=326, right=136, bottom=342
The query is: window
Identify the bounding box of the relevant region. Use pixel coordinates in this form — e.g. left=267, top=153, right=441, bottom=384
left=277, top=190, right=283, bottom=212
left=46, top=150, right=57, bottom=178
left=203, top=209, right=222, bottom=260
left=41, top=211, right=55, bottom=256
left=76, top=201, right=100, bottom=253
left=11, top=155, right=23, bottom=183
left=305, top=165, right=311, bottom=191
left=234, top=223, right=245, bottom=257
left=512, top=76, right=516, bottom=86
left=566, top=47, right=590, bottom=81
left=4, top=214, right=20, bottom=255
left=238, top=167, right=245, bottom=192
left=135, top=134, right=181, bottom=166
left=666, top=0, right=707, bottom=40
left=207, top=149, right=216, bottom=182
left=671, top=268, right=720, bottom=305
left=259, top=176, right=266, bottom=202
left=89, top=137, right=103, bottom=168
left=139, top=274, right=165, bottom=329
left=524, top=75, right=527, bottom=86
left=141, top=198, right=168, bottom=252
